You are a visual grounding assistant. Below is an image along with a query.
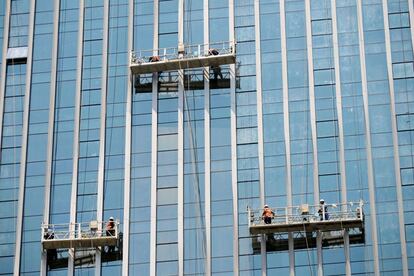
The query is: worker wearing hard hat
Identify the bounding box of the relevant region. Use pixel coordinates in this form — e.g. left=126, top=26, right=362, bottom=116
left=106, top=217, right=116, bottom=253
left=106, top=217, right=115, bottom=236
left=318, top=199, right=329, bottom=221
left=262, top=204, right=275, bottom=224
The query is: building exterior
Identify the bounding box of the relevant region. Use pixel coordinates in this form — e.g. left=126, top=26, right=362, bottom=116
left=0, top=0, right=413, bottom=275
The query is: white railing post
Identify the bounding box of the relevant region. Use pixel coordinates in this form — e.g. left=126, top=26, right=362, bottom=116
left=285, top=207, right=288, bottom=224
left=163, top=48, right=166, bottom=60
left=247, top=207, right=251, bottom=227
left=322, top=204, right=325, bottom=221
left=198, top=44, right=201, bottom=57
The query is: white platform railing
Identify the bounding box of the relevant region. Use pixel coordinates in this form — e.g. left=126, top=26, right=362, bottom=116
left=248, top=201, right=364, bottom=229
left=41, top=220, right=119, bottom=245
left=130, top=41, right=236, bottom=66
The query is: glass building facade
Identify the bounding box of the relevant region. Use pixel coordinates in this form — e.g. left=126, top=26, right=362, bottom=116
left=0, top=0, right=413, bottom=275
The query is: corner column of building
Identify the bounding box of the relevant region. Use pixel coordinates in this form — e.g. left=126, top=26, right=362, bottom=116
left=381, top=0, right=409, bottom=275
left=0, top=0, right=10, bottom=154
left=41, top=0, right=60, bottom=275
left=95, top=0, right=110, bottom=274
left=13, top=0, right=36, bottom=274
left=253, top=0, right=267, bottom=274
left=228, top=0, right=239, bottom=274
left=203, top=0, right=211, bottom=274
left=150, top=1, right=159, bottom=275
left=304, top=1, right=323, bottom=275
left=330, top=0, right=351, bottom=274
left=68, top=0, right=85, bottom=274
left=356, top=0, right=380, bottom=275
left=279, top=0, right=294, bottom=275
left=122, top=0, right=135, bottom=275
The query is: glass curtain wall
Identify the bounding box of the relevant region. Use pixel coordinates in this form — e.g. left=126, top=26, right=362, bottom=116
left=183, top=0, right=206, bottom=275
left=129, top=0, right=153, bottom=274
left=49, top=0, right=80, bottom=274
left=20, top=0, right=53, bottom=274
left=259, top=0, right=290, bottom=274
left=208, top=1, right=233, bottom=274
left=102, top=0, right=129, bottom=273
left=156, top=0, right=179, bottom=275
left=74, top=1, right=104, bottom=274
left=129, top=87, right=152, bottom=276
left=0, top=58, right=26, bottom=276
left=388, top=0, right=414, bottom=274
left=234, top=0, right=261, bottom=274
left=0, top=0, right=29, bottom=274
left=361, top=0, right=404, bottom=274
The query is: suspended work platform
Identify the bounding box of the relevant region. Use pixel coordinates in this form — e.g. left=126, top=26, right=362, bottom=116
left=248, top=201, right=364, bottom=235
left=41, top=220, right=120, bottom=250
left=47, top=235, right=123, bottom=269
left=251, top=227, right=365, bottom=253
left=130, top=41, right=236, bottom=75
left=134, top=67, right=239, bottom=93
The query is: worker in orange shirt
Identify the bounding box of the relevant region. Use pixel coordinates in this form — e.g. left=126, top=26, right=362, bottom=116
left=262, top=204, right=275, bottom=224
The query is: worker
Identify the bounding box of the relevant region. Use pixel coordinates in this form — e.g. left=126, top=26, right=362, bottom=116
left=262, top=204, right=275, bottom=224
left=106, top=217, right=115, bottom=236
left=44, top=231, right=57, bottom=261
left=212, top=66, right=223, bottom=80
left=318, top=199, right=329, bottom=221
left=106, top=217, right=116, bottom=253
left=208, top=48, right=219, bottom=56
left=149, top=55, right=160, bottom=62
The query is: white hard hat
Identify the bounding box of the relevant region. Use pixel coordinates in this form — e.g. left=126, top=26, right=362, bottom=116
left=319, top=199, right=325, bottom=203
left=109, top=216, right=114, bottom=220
left=264, top=204, right=269, bottom=208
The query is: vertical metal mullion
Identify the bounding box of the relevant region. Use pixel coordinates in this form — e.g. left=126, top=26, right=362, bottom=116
left=95, top=0, right=109, bottom=274
left=304, top=1, right=322, bottom=275
left=229, top=0, right=238, bottom=273
left=253, top=0, right=266, bottom=274
left=280, top=0, right=294, bottom=275
left=0, top=0, right=10, bottom=155
left=356, top=0, right=380, bottom=275
left=14, top=0, right=36, bottom=274
left=330, top=0, right=351, bottom=274
left=408, top=0, right=414, bottom=57
left=122, top=0, right=134, bottom=274
left=150, top=1, right=159, bottom=275
left=68, top=0, right=85, bottom=274
left=41, top=0, right=60, bottom=274
left=203, top=0, right=211, bottom=274
left=177, top=0, right=184, bottom=274
left=177, top=76, right=184, bottom=276
left=381, top=0, right=409, bottom=275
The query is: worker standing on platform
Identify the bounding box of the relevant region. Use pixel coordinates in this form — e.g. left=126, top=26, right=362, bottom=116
left=106, top=217, right=116, bottom=253
left=318, top=199, right=329, bottom=221
left=262, top=204, right=275, bottom=224
left=106, top=217, right=115, bottom=236
left=208, top=48, right=223, bottom=81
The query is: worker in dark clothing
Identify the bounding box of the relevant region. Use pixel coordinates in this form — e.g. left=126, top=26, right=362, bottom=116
left=44, top=231, right=57, bottom=261
left=106, top=217, right=115, bottom=236
left=212, top=66, right=223, bottom=80
left=106, top=217, right=116, bottom=253
left=208, top=48, right=223, bottom=81
left=262, top=204, right=275, bottom=224
left=208, top=48, right=219, bottom=56
left=318, top=199, right=329, bottom=221
left=149, top=55, right=160, bottom=62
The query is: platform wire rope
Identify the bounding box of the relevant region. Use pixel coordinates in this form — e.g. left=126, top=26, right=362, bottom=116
left=180, top=0, right=207, bottom=273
